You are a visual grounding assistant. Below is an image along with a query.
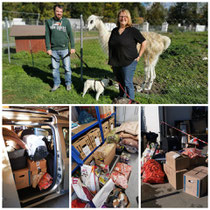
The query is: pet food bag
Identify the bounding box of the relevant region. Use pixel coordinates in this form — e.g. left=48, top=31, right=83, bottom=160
left=72, top=177, right=94, bottom=202
left=81, top=165, right=100, bottom=194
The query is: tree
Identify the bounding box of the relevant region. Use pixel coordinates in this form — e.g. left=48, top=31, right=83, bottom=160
left=198, top=3, right=208, bottom=26
left=145, top=3, right=167, bottom=25
left=167, top=3, right=207, bottom=26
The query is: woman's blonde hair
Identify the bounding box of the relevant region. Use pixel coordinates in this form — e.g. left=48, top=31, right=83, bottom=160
left=117, top=9, right=132, bottom=27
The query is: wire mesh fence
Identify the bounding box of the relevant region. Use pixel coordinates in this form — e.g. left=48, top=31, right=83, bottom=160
left=2, top=16, right=208, bottom=104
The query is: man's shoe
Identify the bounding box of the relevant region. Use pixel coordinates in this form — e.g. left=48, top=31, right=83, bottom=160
left=66, top=85, right=71, bottom=91
left=50, top=85, right=60, bottom=92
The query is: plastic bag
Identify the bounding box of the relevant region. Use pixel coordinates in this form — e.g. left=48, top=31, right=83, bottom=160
left=22, top=135, right=48, bottom=161
left=38, top=172, right=53, bottom=190
left=81, top=165, right=100, bottom=194
left=71, top=199, right=86, bottom=208
left=142, top=159, right=165, bottom=184
left=111, top=171, right=128, bottom=189
left=113, top=162, right=132, bottom=180
left=78, top=110, right=95, bottom=124
left=92, top=178, right=115, bottom=208
left=72, top=177, right=94, bottom=202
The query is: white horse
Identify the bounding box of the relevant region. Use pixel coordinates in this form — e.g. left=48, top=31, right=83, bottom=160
left=87, top=15, right=171, bottom=91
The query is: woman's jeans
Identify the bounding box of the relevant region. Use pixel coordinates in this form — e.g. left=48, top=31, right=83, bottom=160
left=113, top=60, right=138, bottom=100
left=51, top=49, right=71, bottom=86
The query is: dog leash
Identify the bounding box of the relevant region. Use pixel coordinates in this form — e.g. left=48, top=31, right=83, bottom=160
left=117, top=81, right=140, bottom=104
left=51, top=51, right=71, bottom=63
left=75, top=52, right=89, bottom=68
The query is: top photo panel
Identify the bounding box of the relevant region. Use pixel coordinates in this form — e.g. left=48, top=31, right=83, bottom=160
left=2, top=2, right=208, bottom=104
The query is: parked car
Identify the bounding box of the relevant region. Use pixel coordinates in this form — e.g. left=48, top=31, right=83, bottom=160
left=2, top=107, right=69, bottom=207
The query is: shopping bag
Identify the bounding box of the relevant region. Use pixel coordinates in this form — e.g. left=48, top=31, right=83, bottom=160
left=81, top=164, right=100, bottom=194
left=72, top=177, right=94, bottom=202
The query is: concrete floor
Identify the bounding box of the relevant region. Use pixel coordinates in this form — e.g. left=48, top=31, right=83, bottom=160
left=125, top=152, right=139, bottom=208
left=141, top=143, right=208, bottom=208
left=141, top=182, right=207, bottom=208
left=35, top=193, right=69, bottom=208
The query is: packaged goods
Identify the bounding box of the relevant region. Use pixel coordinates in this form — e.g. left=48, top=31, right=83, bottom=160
left=113, top=162, right=132, bottom=180
left=81, top=165, right=100, bottom=194
left=94, top=143, right=116, bottom=161
left=38, top=173, right=53, bottom=190
left=142, top=159, right=165, bottom=184
left=111, top=171, right=128, bottom=189
left=72, top=177, right=94, bottom=202
left=120, top=152, right=131, bottom=164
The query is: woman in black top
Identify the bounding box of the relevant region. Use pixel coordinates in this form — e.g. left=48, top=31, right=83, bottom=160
left=108, top=9, right=146, bottom=101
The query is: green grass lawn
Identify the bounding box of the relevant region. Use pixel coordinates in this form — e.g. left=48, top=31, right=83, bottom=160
left=2, top=31, right=208, bottom=104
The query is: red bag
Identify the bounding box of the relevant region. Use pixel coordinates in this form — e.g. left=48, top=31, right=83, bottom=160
left=142, top=159, right=165, bottom=184
left=71, top=199, right=86, bottom=208
left=38, top=173, right=53, bottom=190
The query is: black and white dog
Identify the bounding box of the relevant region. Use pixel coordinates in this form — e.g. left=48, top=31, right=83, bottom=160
left=82, top=78, right=113, bottom=101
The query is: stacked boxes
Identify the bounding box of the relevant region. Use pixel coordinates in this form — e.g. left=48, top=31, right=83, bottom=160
left=73, top=135, right=93, bottom=160
left=164, top=151, right=190, bottom=190
left=183, top=166, right=208, bottom=198
left=99, top=107, right=112, bottom=119
left=109, top=117, right=115, bottom=131
left=13, top=168, right=30, bottom=190
left=88, top=127, right=102, bottom=148
left=102, top=121, right=110, bottom=139
left=27, top=159, right=47, bottom=175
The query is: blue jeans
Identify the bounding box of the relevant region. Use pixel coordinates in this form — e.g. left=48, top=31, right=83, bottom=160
left=51, top=49, right=71, bottom=86
left=113, top=60, right=137, bottom=100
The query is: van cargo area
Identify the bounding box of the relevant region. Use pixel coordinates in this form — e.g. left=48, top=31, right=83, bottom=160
left=3, top=126, right=57, bottom=206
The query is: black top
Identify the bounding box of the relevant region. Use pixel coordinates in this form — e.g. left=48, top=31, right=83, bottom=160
left=108, top=26, right=146, bottom=67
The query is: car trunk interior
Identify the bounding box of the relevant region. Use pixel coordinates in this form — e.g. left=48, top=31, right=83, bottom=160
left=3, top=123, right=57, bottom=205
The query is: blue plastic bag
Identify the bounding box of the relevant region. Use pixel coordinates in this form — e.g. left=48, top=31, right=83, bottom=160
left=78, top=110, right=96, bottom=124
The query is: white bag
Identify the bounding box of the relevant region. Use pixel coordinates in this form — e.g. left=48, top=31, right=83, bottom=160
left=72, top=177, right=94, bottom=202
left=81, top=164, right=100, bottom=194
left=92, top=178, right=115, bottom=208
left=22, top=135, right=48, bottom=161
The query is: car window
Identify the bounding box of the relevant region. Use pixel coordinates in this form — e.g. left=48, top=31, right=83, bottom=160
left=62, top=127, right=69, bottom=158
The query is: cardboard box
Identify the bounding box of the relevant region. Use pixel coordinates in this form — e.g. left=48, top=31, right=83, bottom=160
left=164, top=163, right=188, bottom=190
left=94, top=144, right=116, bottom=166
left=183, top=166, right=208, bottom=198
left=31, top=167, right=47, bottom=176
left=73, top=135, right=93, bottom=160
left=13, top=168, right=30, bottom=190
left=109, top=117, right=115, bottom=131
left=190, top=156, right=207, bottom=169
left=99, top=107, right=112, bottom=119
left=166, top=151, right=190, bottom=171
left=27, top=159, right=46, bottom=172
left=102, top=121, right=110, bottom=139
left=88, top=127, right=102, bottom=149
left=84, top=153, right=95, bottom=165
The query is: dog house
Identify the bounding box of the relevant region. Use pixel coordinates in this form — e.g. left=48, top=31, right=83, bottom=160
left=10, top=25, right=46, bottom=53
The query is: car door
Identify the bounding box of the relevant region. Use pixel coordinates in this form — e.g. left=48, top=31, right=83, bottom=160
left=2, top=108, right=65, bottom=207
